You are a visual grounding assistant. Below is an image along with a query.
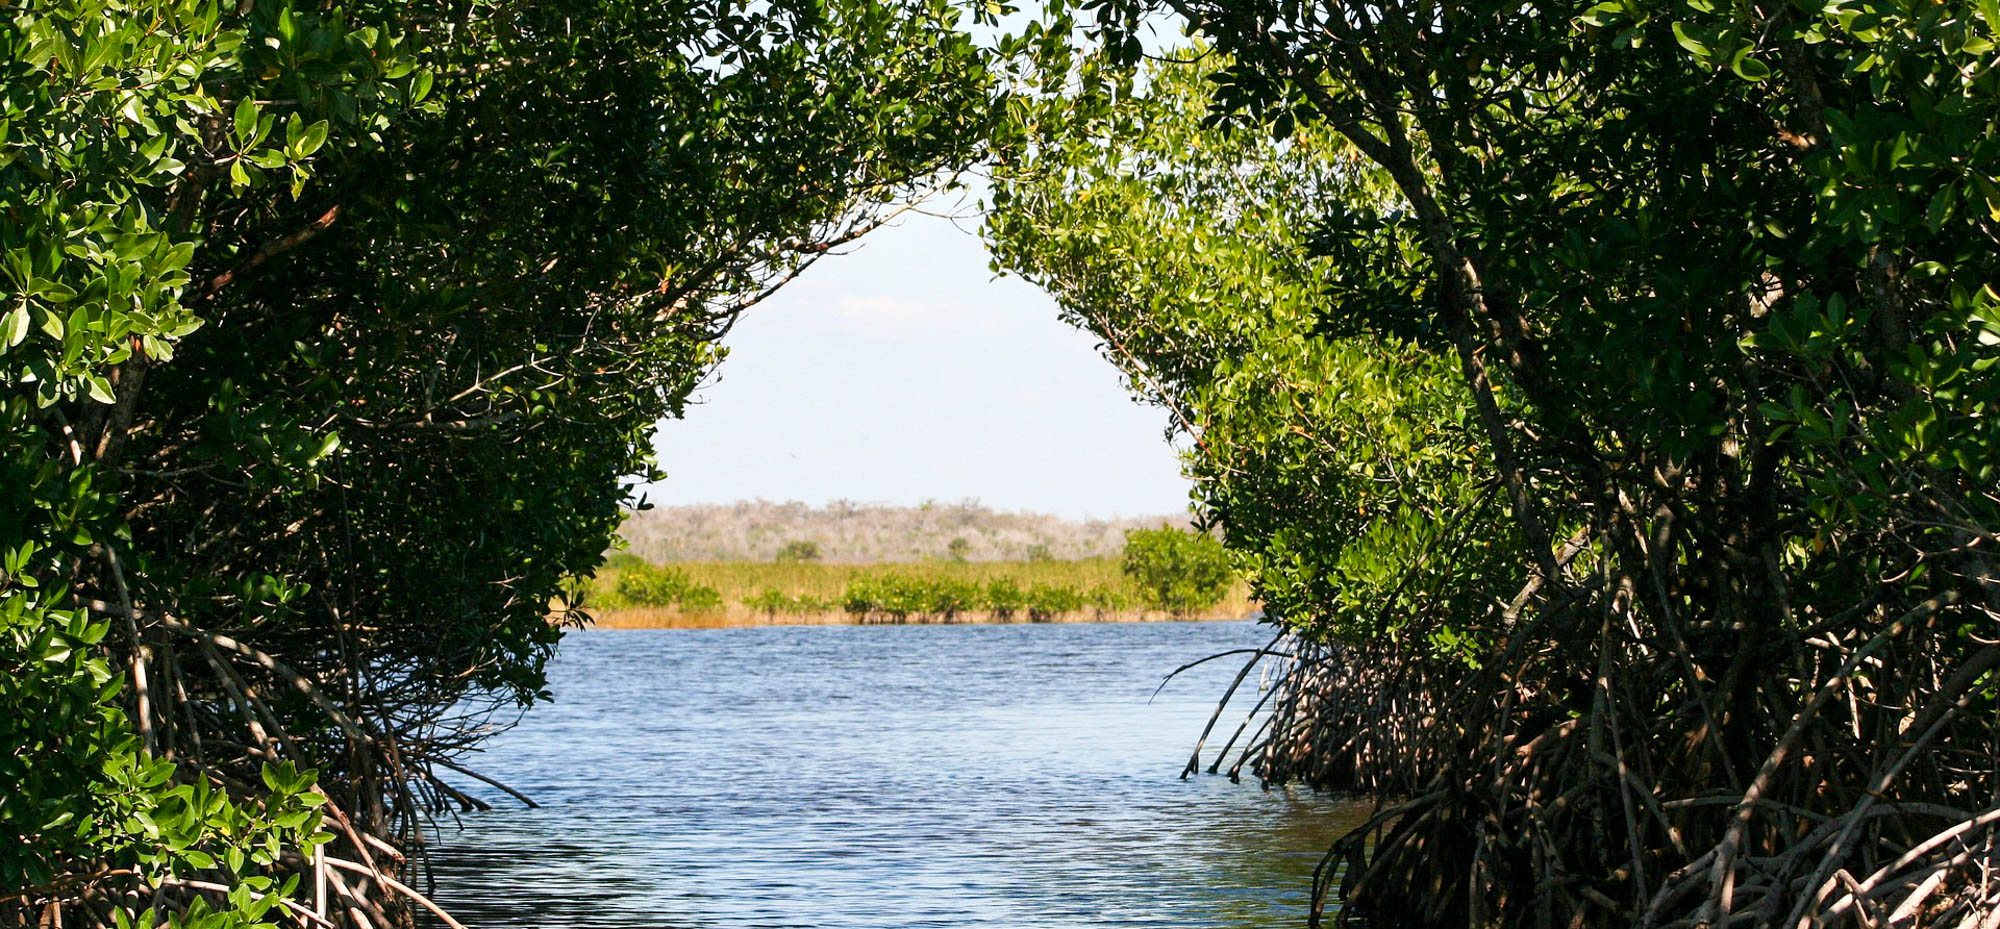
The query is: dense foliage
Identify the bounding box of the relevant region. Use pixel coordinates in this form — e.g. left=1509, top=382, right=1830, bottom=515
left=1118, top=527, right=1233, bottom=617
left=993, top=2, right=2000, bottom=924
left=2, top=1, right=993, bottom=925
left=988, top=55, right=1513, bottom=650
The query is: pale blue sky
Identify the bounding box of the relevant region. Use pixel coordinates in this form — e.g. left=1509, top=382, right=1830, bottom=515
left=635, top=198, right=1195, bottom=520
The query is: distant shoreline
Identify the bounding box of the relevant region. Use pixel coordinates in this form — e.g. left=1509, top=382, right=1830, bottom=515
left=585, top=607, right=1253, bottom=629
left=578, top=556, right=1257, bottom=630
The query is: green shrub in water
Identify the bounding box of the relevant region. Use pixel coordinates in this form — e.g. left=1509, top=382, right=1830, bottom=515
left=615, top=564, right=722, bottom=611
left=1024, top=583, right=1084, bottom=622
left=984, top=578, right=1027, bottom=619
left=1085, top=585, right=1132, bottom=615
left=743, top=588, right=836, bottom=615
left=1120, top=527, right=1233, bottom=617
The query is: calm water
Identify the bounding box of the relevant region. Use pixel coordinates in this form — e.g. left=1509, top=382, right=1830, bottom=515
left=421, top=620, right=1367, bottom=928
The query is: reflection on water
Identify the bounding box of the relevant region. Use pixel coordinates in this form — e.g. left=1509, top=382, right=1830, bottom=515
left=420, top=621, right=1368, bottom=928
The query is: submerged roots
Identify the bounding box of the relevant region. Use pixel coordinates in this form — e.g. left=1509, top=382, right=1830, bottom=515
left=1199, top=593, right=2000, bottom=928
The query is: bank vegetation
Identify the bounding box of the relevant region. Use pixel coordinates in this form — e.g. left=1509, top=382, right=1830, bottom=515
left=990, top=5, right=2000, bottom=926
left=585, top=527, right=1252, bottom=626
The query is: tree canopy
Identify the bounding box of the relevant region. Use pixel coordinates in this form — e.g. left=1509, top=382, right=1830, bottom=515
left=992, top=0, right=2000, bottom=922
left=988, top=49, right=1515, bottom=652
left=3, top=1, right=994, bottom=925
left=14, top=0, right=2000, bottom=924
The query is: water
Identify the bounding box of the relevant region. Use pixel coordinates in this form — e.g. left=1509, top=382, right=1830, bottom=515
left=420, top=620, right=1367, bottom=928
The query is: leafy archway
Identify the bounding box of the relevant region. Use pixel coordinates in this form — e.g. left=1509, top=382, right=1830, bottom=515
left=3, top=2, right=993, bottom=925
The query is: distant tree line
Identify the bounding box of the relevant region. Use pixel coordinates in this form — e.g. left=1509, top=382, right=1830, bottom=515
left=615, top=499, right=1192, bottom=562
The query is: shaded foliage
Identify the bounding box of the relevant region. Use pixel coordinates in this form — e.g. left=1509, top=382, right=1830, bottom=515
left=995, top=1, right=2000, bottom=923
left=3, top=0, right=995, bottom=925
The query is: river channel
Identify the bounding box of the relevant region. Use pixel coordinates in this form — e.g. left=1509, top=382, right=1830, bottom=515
left=421, top=620, right=1367, bottom=928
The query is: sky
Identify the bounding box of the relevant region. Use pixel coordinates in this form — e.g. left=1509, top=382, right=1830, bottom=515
left=633, top=196, right=1195, bottom=521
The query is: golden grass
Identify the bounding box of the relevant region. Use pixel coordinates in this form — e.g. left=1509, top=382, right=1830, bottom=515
left=678, top=558, right=1129, bottom=599
left=580, top=558, right=1257, bottom=629
left=585, top=606, right=1245, bottom=629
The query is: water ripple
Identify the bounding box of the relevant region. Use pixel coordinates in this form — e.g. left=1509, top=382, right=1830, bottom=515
left=421, top=621, right=1365, bottom=928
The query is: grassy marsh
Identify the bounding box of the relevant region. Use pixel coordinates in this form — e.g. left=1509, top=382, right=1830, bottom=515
left=580, top=557, right=1257, bottom=628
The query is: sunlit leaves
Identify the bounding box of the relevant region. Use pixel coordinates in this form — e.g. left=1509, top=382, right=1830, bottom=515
left=1, top=0, right=414, bottom=918
left=987, top=52, right=1511, bottom=646
left=1078, top=0, right=2000, bottom=662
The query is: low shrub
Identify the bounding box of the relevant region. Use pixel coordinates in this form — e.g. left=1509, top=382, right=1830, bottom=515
left=1085, top=584, right=1131, bottom=614
left=1024, top=583, right=1084, bottom=622
left=614, top=564, right=723, bottom=611
left=744, top=587, right=791, bottom=615
left=984, top=578, right=1026, bottom=619
left=841, top=574, right=926, bottom=619
left=588, top=554, right=1251, bottom=623
left=743, top=587, right=833, bottom=615
left=1120, top=526, right=1233, bottom=616
left=841, top=575, right=995, bottom=620
left=675, top=584, right=724, bottom=612
left=602, top=551, right=648, bottom=573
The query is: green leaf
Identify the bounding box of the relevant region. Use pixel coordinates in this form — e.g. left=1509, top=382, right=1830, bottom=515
left=1926, top=183, right=1957, bottom=230
left=297, top=120, right=328, bottom=157
left=234, top=96, right=258, bottom=146
left=1, top=304, right=27, bottom=348
left=1672, top=22, right=1709, bottom=56
left=1731, top=53, right=1771, bottom=80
